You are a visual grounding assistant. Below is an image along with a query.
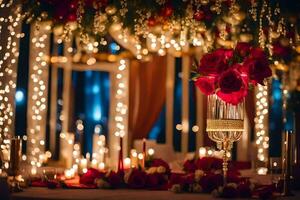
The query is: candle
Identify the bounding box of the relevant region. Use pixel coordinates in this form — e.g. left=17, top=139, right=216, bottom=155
left=118, top=137, right=124, bottom=171
left=130, top=149, right=138, bottom=168
left=199, top=147, right=206, bottom=158
left=9, top=137, right=21, bottom=176
left=98, top=162, right=105, bottom=171
left=138, top=153, right=144, bottom=168
left=148, top=148, right=155, bottom=157
left=124, top=157, right=131, bottom=170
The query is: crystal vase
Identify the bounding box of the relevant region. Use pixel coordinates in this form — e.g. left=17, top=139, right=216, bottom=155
left=206, top=95, right=244, bottom=184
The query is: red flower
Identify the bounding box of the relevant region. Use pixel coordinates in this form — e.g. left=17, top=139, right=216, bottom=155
left=200, top=173, right=223, bottom=192
left=242, top=53, right=271, bottom=85
left=222, top=184, right=238, bottom=198
left=146, top=173, right=167, bottom=190
left=183, top=159, right=197, bottom=173
left=216, top=87, right=247, bottom=105
left=107, top=171, right=122, bottom=188
left=127, top=169, right=147, bottom=189
left=196, top=157, right=223, bottom=171
left=235, top=42, right=251, bottom=57
left=169, top=173, right=183, bottom=186
left=237, top=183, right=252, bottom=198
left=151, top=159, right=170, bottom=174
left=272, top=42, right=291, bottom=59
left=218, top=69, right=243, bottom=93
left=195, top=76, right=215, bottom=95
left=80, top=168, right=105, bottom=185
left=198, top=49, right=232, bottom=76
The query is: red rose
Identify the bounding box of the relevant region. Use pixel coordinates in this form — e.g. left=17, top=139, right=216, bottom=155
left=182, top=173, right=195, bottom=185
left=183, top=159, right=197, bottom=173
left=195, top=76, right=215, bottom=95
left=216, top=87, right=247, bottom=105
left=222, top=184, right=238, bottom=198
left=80, top=168, right=105, bottom=185
left=146, top=173, right=167, bottom=190
left=237, top=183, right=252, bottom=198
left=107, top=171, right=122, bottom=188
left=242, top=56, right=271, bottom=85
left=200, top=173, right=223, bottom=192
left=198, top=49, right=232, bottom=76
left=127, top=169, right=147, bottom=189
left=218, top=69, right=243, bottom=93
left=272, top=42, right=291, bottom=59
left=196, top=157, right=223, bottom=171
left=169, top=173, right=184, bottom=186
left=151, top=159, right=170, bottom=174
left=235, top=42, right=251, bottom=57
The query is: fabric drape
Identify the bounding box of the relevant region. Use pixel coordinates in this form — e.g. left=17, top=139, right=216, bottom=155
left=129, top=56, right=167, bottom=144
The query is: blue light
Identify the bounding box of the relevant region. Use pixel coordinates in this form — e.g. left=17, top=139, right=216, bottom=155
left=93, top=106, right=102, bottom=121
left=92, top=85, right=99, bottom=94
left=15, top=90, right=25, bottom=104
left=109, top=42, right=120, bottom=54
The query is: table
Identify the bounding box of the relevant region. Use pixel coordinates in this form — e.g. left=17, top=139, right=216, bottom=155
left=11, top=187, right=300, bottom=200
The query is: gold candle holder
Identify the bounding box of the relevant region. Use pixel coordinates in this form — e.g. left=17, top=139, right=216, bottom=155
left=281, top=130, right=294, bottom=196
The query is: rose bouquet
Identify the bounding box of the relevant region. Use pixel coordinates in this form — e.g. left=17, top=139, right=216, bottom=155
left=194, top=43, right=272, bottom=104
left=92, top=158, right=170, bottom=190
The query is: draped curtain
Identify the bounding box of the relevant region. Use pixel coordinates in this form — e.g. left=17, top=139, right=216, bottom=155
left=129, top=56, right=167, bottom=144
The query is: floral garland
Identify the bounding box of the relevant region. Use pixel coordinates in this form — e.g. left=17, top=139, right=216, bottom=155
left=20, top=0, right=299, bottom=52
left=194, top=42, right=272, bottom=104
left=90, top=158, right=171, bottom=190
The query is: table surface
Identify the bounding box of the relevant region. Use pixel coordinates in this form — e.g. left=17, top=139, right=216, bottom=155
left=11, top=187, right=300, bottom=200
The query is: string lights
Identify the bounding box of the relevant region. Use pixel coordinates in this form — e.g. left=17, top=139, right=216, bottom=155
left=27, top=22, right=51, bottom=175
left=254, top=85, right=269, bottom=164
left=114, top=59, right=128, bottom=139
left=0, top=2, right=22, bottom=172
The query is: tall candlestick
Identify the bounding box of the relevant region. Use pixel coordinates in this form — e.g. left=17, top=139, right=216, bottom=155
left=282, top=130, right=294, bottom=196
left=118, top=137, right=124, bottom=172
left=142, top=138, right=146, bottom=169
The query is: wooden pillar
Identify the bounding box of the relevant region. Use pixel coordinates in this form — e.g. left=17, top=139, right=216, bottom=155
left=166, top=54, right=175, bottom=149
left=181, top=56, right=190, bottom=153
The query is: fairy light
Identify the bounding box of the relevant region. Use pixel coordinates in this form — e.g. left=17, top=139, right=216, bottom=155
left=114, top=59, right=128, bottom=139
left=27, top=22, right=50, bottom=174
left=0, top=3, right=22, bottom=171
left=255, top=85, right=269, bottom=163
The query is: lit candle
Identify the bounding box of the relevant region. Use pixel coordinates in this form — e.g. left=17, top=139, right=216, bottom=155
left=130, top=149, right=138, bottom=168
left=148, top=148, right=155, bottom=157
left=138, top=153, right=144, bottom=168
left=98, top=162, right=105, bottom=171
left=124, top=157, right=131, bottom=170
left=199, top=147, right=206, bottom=158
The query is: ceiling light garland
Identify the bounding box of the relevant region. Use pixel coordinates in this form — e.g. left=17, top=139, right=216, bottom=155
left=0, top=1, right=22, bottom=172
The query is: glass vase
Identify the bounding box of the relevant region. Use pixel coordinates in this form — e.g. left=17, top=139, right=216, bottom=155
left=206, top=94, right=244, bottom=184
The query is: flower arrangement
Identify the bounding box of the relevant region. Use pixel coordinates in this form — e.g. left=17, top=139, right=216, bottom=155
left=92, top=158, right=170, bottom=190
left=194, top=43, right=272, bottom=105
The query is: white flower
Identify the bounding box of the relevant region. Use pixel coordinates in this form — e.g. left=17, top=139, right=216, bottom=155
left=170, top=184, right=181, bottom=193
left=157, top=166, right=166, bottom=174
left=124, top=169, right=133, bottom=184
left=227, top=183, right=238, bottom=189
left=147, top=167, right=157, bottom=174
left=95, top=178, right=110, bottom=189
left=192, top=183, right=203, bottom=193
left=195, top=170, right=204, bottom=182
